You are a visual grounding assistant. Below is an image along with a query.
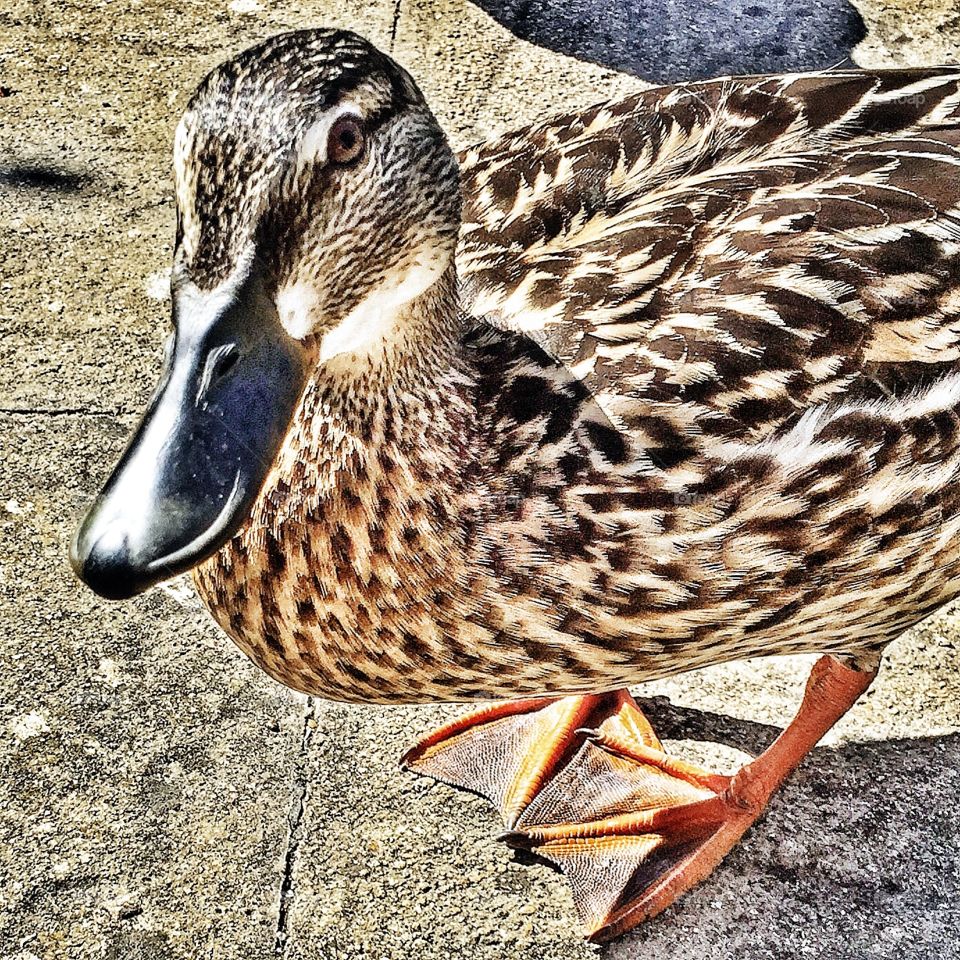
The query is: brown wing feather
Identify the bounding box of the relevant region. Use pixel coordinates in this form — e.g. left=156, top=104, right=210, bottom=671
left=456, top=69, right=960, bottom=451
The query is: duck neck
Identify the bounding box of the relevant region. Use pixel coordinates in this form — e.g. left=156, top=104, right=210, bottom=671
left=316, top=259, right=465, bottom=403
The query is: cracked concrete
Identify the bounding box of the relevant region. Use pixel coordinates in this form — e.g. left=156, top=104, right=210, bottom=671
left=275, top=699, right=319, bottom=958
left=2, top=1, right=960, bottom=958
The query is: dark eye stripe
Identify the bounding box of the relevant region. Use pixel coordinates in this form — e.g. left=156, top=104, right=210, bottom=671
left=322, top=53, right=409, bottom=135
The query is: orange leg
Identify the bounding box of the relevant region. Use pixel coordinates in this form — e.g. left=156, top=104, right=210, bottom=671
left=402, top=655, right=876, bottom=942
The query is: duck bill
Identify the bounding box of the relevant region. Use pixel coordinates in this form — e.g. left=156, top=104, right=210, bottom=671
left=70, top=271, right=312, bottom=600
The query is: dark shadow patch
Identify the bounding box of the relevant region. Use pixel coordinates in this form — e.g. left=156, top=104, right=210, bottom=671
left=510, top=846, right=564, bottom=873
left=469, top=0, right=866, bottom=83
left=637, top=695, right=777, bottom=756
left=0, top=163, right=91, bottom=193
left=608, top=729, right=960, bottom=956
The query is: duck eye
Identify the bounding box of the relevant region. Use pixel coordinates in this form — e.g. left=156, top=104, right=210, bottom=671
left=327, top=116, right=365, bottom=166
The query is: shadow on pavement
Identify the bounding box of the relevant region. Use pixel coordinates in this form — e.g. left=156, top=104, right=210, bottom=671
left=471, top=0, right=866, bottom=82
left=0, top=163, right=91, bottom=192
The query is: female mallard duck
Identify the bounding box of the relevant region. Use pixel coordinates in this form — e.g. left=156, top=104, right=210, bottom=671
left=71, top=28, right=960, bottom=942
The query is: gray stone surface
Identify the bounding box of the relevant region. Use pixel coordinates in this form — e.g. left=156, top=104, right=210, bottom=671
left=2, top=1, right=960, bottom=958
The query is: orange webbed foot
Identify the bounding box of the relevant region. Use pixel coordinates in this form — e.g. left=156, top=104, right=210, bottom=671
left=402, top=656, right=877, bottom=942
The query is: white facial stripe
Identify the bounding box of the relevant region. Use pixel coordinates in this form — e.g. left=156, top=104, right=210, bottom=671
left=173, top=112, right=200, bottom=260
left=174, top=100, right=363, bottom=265
left=297, top=102, right=363, bottom=168
left=276, top=282, right=318, bottom=340
left=317, top=258, right=446, bottom=361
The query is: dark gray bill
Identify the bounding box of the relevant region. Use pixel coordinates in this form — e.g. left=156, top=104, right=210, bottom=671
left=70, top=267, right=311, bottom=600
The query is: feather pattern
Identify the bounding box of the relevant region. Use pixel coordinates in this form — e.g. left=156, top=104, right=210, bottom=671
left=192, top=63, right=960, bottom=704
left=458, top=69, right=960, bottom=441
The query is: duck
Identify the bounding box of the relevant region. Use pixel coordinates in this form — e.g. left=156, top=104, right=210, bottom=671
left=69, top=27, right=960, bottom=942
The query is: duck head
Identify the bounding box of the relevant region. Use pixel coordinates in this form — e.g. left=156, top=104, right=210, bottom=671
left=70, top=29, right=461, bottom=600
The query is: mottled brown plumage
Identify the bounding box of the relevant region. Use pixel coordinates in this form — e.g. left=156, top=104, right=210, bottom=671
left=185, top=45, right=960, bottom=707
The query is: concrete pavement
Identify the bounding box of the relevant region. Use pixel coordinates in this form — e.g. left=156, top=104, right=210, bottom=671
left=2, top=1, right=960, bottom=957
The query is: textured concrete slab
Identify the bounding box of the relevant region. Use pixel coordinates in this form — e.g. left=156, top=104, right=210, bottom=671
left=0, top=414, right=306, bottom=959
left=2, top=1, right=960, bottom=958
